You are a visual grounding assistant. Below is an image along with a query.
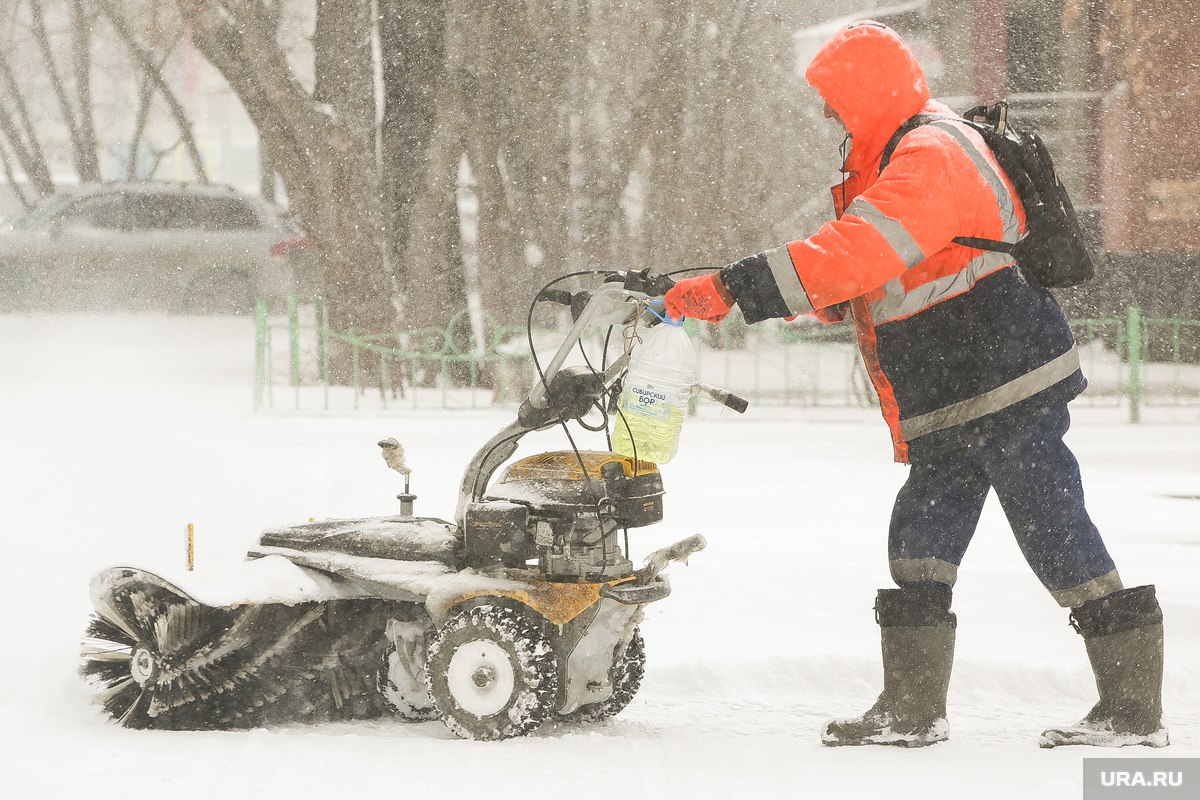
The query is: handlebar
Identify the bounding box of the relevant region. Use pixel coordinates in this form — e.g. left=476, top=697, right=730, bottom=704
left=693, top=383, right=749, bottom=414
left=523, top=268, right=747, bottom=421
left=459, top=269, right=744, bottom=524
left=536, top=288, right=574, bottom=306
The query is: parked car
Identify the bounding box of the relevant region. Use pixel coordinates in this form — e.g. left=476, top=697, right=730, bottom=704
left=0, top=181, right=315, bottom=313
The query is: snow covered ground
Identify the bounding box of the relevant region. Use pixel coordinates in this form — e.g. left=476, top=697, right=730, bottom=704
left=2, top=312, right=1197, bottom=800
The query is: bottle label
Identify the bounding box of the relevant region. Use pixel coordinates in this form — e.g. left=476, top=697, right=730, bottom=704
left=624, top=381, right=672, bottom=420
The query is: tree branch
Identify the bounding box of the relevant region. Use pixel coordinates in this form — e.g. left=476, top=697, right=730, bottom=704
left=69, top=0, right=100, bottom=181
left=0, top=133, right=31, bottom=210
left=28, top=0, right=89, bottom=180
left=0, top=47, right=54, bottom=196
left=126, top=73, right=156, bottom=180
left=98, top=0, right=209, bottom=183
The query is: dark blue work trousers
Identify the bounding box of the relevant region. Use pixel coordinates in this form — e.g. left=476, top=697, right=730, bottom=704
left=888, top=405, right=1119, bottom=604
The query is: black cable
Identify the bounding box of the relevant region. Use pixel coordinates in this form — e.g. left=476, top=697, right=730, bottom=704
left=523, top=270, right=679, bottom=580
left=576, top=400, right=610, bottom=432
left=589, top=324, right=631, bottom=568
left=575, top=325, right=613, bottom=433
left=601, top=327, right=615, bottom=450
left=470, top=267, right=599, bottom=505
left=838, top=133, right=851, bottom=212
left=611, top=405, right=641, bottom=570
left=525, top=271, right=628, bottom=580
left=469, top=425, right=545, bottom=504
left=556, top=417, right=613, bottom=579
left=526, top=270, right=611, bottom=400
left=664, top=266, right=718, bottom=277
left=614, top=404, right=639, bottom=475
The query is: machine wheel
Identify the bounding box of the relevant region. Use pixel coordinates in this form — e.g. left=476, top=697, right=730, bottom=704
left=425, top=604, right=558, bottom=740
left=563, top=627, right=646, bottom=723
left=378, top=641, right=439, bottom=721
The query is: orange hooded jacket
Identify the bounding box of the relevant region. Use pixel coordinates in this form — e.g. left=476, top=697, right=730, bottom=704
left=718, top=22, right=1084, bottom=462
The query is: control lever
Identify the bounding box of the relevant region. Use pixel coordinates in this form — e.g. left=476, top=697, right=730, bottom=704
left=692, top=382, right=750, bottom=414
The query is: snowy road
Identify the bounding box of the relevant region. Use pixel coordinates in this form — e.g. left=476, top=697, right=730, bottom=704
left=2, top=313, right=1197, bottom=800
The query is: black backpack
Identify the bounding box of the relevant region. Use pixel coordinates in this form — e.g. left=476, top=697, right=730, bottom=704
left=879, top=102, right=1094, bottom=288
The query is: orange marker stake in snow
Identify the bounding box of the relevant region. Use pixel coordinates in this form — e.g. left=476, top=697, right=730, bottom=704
left=187, top=523, right=195, bottom=571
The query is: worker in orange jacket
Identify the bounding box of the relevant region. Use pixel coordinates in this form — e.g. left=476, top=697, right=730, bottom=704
left=666, top=21, right=1167, bottom=749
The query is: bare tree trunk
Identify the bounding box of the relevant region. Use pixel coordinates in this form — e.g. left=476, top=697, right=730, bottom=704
left=0, top=51, right=54, bottom=197
left=180, top=0, right=394, bottom=365
left=259, top=144, right=275, bottom=202
left=257, top=0, right=278, bottom=208
left=578, top=0, right=688, bottom=268
left=311, top=0, right=391, bottom=343
left=492, top=0, right=571, bottom=299
left=313, top=0, right=375, bottom=135
left=641, top=2, right=693, bottom=269
left=125, top=44, right=178, bottom=182
left=685, top=3, right=751, bottom=265
left=443, top=0, right=577, bottom=339
left=0, top=104, right=53, bottom=198
left=0, top=136, right=31, bottom=209
left=379, top=0, right=446, bottom=296
left=100, top=2, right=208, bottom=183
left=70, top=0, right=100, bottom=182
left=126, top=73, right=155, bottom=180
left=28, top=0, right=98, bottom=182
left=400, top=65, right=468, bottom=332
left=469, top=133, right=522, bottom=332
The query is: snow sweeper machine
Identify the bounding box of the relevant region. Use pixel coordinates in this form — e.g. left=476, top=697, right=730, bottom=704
left=79, top=269, right=747, bottom=740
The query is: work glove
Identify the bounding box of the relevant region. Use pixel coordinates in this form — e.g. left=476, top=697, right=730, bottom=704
left=664, top=273, right=734, bottom=323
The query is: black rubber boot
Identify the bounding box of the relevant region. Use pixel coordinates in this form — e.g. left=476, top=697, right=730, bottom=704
left=822, top=586, right=955, bottom=747
left=1040, top=585, right=1169, bottom=748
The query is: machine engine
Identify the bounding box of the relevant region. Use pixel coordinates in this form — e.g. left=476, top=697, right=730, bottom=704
left=463, top=451, right=663, bottom=580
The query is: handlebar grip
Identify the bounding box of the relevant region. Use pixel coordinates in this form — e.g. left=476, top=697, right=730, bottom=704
left=693, top=382, right=749, bottom=414
left=537, top=288, right=574, bottom=305
left=723, top=392, right=749, bottom=414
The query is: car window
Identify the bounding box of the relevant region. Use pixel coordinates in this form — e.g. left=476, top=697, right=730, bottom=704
left=58, top=195, right=129, bottom=229
left=10, top=188, right=266, bottom=232
left=122, top=194, right=179, bottom=230
left=200, top=197, right=261, bottom=231
left=182, top=197, right=262, bottom=231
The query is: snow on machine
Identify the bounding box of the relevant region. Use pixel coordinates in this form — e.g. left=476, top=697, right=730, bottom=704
left=79, top=269, right=746, bottom=740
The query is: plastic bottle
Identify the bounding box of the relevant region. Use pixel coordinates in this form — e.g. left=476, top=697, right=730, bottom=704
left=611, top=316, right=697, bottom=464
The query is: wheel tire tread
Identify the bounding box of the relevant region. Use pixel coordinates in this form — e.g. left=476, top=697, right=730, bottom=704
left=426, top=604, right=558, bottom=740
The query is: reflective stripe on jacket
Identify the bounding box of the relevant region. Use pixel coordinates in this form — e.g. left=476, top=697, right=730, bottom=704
left=719, top=22, right=1084, bottom=462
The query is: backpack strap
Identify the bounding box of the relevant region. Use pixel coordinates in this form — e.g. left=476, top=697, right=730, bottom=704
left=952, top=235, right=1014, bottom=254
left=878, top=111, right=1015, bottom=256
left=878, top=112, right=952, bottom=173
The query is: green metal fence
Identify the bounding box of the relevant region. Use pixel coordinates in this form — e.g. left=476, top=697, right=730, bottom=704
left=1136, top=308, right=1200, bottom=418
left=254, top=296, right=1200, bottom=422
left=254, top=295, right=538, bottom=412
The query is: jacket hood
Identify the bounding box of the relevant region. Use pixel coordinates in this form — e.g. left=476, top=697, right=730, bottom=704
left=804, top=22, right=930, bottom=170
